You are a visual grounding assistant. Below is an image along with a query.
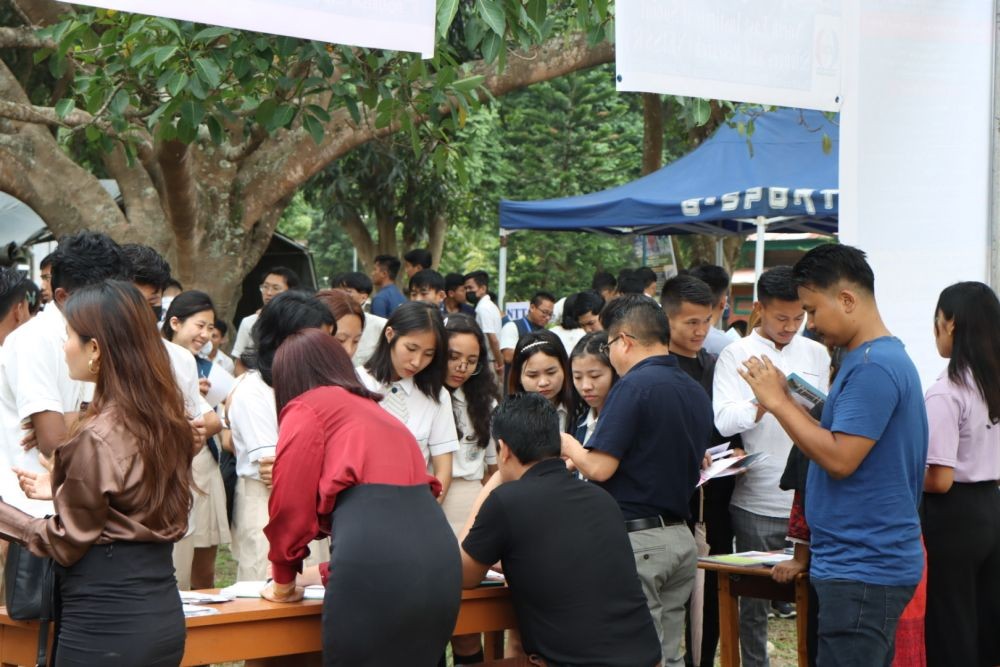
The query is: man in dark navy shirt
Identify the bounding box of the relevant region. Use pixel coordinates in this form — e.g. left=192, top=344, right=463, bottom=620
left=561, top=294, right=714, bottom=667
left=460, top=393, right=660, bottom=667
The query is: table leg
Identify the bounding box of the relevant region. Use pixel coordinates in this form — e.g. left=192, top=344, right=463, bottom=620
left=794, top=576, right=810, bottom=667
left=717, top=573, right=741, bottom=667
left=483, top=630, right=504, bottom=659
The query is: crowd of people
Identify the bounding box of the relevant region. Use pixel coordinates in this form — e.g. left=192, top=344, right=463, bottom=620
left=0, top=233, right=995, bottom=667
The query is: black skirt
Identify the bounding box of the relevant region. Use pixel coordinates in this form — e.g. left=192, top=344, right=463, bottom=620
left=322, top=483, right=462, bottom=667
left=54, top=541, right=185, bottom=667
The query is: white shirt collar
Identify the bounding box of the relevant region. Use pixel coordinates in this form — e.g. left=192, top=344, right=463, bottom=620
left=749, top=328, right=782, bottom=352
left=392, top=376, right=416, bottom=395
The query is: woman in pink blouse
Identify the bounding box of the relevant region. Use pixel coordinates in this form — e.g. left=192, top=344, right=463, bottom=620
left=922, top=281, right=1000, bottom=667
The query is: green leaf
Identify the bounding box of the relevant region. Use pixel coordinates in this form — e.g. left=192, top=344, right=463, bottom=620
left=151, top=18, right=182, bottom=39
left=692, top=98, right=711, bottom=125
left=153, top=45, right=178, bottom=68
left=192, top=26, right=233, bottom=43
left=194, top=58, right=222, bottom=89
left=452, top=75, right=485, bottom=93
left=303, top=114, right=325, bottom=145
left=255, top=98, right=277, bottom=127
left=272, top=104, right=296, bottom=130
left=110, top=88, right=130, bottom=115
left=166, top=71, right=188, bottom=97
left=481, top=32, right=502, bottom=63
left=54, top=99, right=75, bottom=120
left=477, top=0, right=506, bottom=36
left=437, top=0, right=460, bottom=37
left=206, top=114, right=223, bottom=144
left=821, top=133, right=832, bottom=155
left=527, top=0, right=547, bottom=27
left=306, top=104, right=331, bottom=123
left=179, top=99, right=204, bottom=128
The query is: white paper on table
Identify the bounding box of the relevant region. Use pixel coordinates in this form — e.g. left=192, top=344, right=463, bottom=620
left=220, top=581, right=325, bottom=600
left=204, top=362, right=236, bottom=407
left=180, top=591, right=231, bottom=604
left=183, top=603, right=220, bottom=617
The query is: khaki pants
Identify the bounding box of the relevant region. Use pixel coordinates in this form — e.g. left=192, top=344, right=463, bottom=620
left=631, top=522, right=697, bottom=667
left=441, top=478, right=483, bottom=536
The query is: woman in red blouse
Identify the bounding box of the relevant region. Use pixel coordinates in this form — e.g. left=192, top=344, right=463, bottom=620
left=261, top=328, right=461, bottom=666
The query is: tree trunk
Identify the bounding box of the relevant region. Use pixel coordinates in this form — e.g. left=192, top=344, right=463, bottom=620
left=641, top=93, right=663, bottom=176
left=427, top=213, right=447, bottom=270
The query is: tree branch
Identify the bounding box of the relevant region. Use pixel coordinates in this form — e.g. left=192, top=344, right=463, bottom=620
left=9, top=0, right=71, bottom=28
left=157, top=139, right=199, bottom=284
left=0, top=27, right=56, bottom=50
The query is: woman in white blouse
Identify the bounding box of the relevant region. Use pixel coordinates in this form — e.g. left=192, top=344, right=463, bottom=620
left=357, top=302, right=459, bottom=500
left=570, top=331, right=619, bottom=445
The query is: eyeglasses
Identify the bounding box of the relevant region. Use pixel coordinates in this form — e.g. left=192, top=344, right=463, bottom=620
left=448, top=354, right=481, bottom=375
left=259, top=283, right=285, bottom=295
left=600, top=333, right=636, bottom=355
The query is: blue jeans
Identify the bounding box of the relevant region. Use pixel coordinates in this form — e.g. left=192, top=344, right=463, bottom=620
left=812, top=579, right=915, bottom=667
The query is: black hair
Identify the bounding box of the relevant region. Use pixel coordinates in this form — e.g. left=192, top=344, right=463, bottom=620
left=530, top=291, right=557, bottom=307
left=365, top=301, right=447, bottom=400
left=165, top=278, right=183, bottom=292
left=560, top=292, right=580, bottom=329
left=121, top=243, right=172, bottom=291
left=409, top=269, right=446, bottom=294
left=403, top=248, right=433, bottom=270
left=444, top=314, right=499, bottom=448
left=636, top=266, right=657, bottom=288
left=491, top=393, right=561, bottom=464
left=161, top=290, right=216, bottom=341
left=0, top=268, right=31, bottom=321
left=374, top=255, right=401, bottom=280
left=661, top=275, right=715, bottom=316
left=463, top=270, right=489, bottom=289
left=23, top=282, right=41, bottom=316
left=508, top=329, right=580, bottom=431
left=570, top=331, right=620, bottom=384
left=263, top=266, right=301, bottom=290
left=50, top=231, right=131, bottom=295
left=249, top=290, right=336, bottom=385
left=600, top=293, right=670, bottom=346
left=592, top=270, right=616, bottom=293
left=444, top=272, right=466, bottom=293
left=213, top=319, right=228, bottom=337
left=936, top=282, right=1000, bottom=422
left=616, top=269, right=645, bottom=295
left=687, top=264, right=731, bottom=301
left=39, top=253, right=55, bottom=271
left=757, top=266, right=800, bottom=304
left=571, top=290, right=605, bottom=320
left=792, top=244, right=875, bottom=294
left=335, top=271, right=373, bottom=295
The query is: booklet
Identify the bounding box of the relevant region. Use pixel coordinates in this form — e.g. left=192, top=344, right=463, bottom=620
left=697, top=452, right=769, bottom=487
left=786, top=372, right=826, bottom=411
left=699, top=551, right=794, bottom=568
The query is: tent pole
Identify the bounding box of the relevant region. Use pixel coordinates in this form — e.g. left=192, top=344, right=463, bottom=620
left=753, top=217, right=768, bottom=301
left=714, top=236, right=724, bottom=266
left=498, top=229, right=509, bottom=311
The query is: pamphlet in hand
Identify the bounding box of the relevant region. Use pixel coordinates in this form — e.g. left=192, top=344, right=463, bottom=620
left=697, top=452, right=769, bottom=487
left=786, top=372, right=826, bottom=411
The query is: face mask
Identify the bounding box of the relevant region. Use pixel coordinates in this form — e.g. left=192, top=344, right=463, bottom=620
left=466, top=291, right=479, bottom=305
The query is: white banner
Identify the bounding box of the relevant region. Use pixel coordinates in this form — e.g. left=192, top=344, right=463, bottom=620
left=616, top=0, right=843, bottom=112
left=839, top=0, right=993, bottom=388
left=71, top=0, right=436, bottom=57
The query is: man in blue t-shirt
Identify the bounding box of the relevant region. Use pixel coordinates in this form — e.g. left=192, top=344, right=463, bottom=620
left=370, top=254, right=406, bottom=317
left=738, top=244, right=926, bottom=666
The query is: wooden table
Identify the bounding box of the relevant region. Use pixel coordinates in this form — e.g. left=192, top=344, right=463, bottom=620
left=0, top=586, right=515, bottom=666
left=698, top=560, right=809, bottom=667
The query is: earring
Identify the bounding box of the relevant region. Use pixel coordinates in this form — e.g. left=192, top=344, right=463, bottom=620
left=88, top=358, right=99, bottom=375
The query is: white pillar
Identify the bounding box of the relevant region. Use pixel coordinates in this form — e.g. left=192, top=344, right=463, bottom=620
left=752, top=217, right=767, bottom=301
left=498, top=229, right=509, bottom=310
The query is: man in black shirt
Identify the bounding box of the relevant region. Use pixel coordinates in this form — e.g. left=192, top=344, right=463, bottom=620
left=561, top=294, right=714, bottom=667
left=460, top=393, right=660, bottom=667
left=662, top=275, right=737, bottom=667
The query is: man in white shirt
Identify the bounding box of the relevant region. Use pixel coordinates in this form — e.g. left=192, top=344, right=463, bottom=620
left=0, top=269, right=32, bottom=346
left=712, top=266, right=830, bottom=667
left=0, top=233, right=131, bottom=517
left=690, top=264, right=740, bottom=355
left=463, top=270, right=504, bottom=375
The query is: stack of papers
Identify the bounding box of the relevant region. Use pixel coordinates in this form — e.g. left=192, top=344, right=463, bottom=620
left=699, top=551, right=794, bottom=567
left=219, top=580, right=325, bottom=600
left=698, top=452, right=769, bottom=487
left=180, top=591, right=231, bottom=604
left=182, top=603, right=221, bottom=617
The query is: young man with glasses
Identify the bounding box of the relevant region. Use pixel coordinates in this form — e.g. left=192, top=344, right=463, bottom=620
left=231, top=266, right=300, bottom=375
left=499, top=291, right=556, bottom=365
left=560, top=294, right=714, bottom=667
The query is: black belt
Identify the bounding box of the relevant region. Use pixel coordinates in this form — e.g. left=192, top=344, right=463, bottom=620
left=625, top=514, right=684, bottom=533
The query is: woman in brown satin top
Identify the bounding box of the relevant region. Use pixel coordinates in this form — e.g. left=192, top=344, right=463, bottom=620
left=2, top=280, right=193, bottom=666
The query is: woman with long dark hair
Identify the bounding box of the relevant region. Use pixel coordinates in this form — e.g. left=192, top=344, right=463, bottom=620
left=922, top=281, right=1000, bottom=666
left=358, top=301, right=458, bottom=498
left=441, top=314, right=499, bottom=533
left=508, top=329, right=580, bottom=432
left=227, top=291, right=335, bottom=580
left=570, top=331, right=619, bottom=444
left=161, top=290, right=230, bottom=589
left=5, top=280, right=191, bottom=665
left=262, top=329, right=461, bottom=666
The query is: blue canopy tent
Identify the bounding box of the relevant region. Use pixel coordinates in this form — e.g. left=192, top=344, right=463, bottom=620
left=497, top=107, right=839, bottom=304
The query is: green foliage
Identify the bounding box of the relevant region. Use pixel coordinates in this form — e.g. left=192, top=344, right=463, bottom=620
left=277, top=192, right=357, bottom=286
left=30, top=1, right=607, bottom=161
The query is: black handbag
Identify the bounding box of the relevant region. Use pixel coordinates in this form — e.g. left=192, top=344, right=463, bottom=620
left=5, top=542, right=54, bottom=666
